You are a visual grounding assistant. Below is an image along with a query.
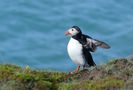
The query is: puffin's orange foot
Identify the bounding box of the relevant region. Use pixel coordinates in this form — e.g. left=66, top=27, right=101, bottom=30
left=66, top=66, right=81, bottom=80
left=69, top=65, right=80, bottom=74
left=69, top=71, right=77, bottom=74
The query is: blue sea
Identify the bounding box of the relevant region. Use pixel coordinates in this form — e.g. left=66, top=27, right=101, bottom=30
left=0, top=0, right=133, bottom=71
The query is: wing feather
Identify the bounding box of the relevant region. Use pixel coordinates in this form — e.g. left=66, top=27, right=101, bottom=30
left=80, top=34, right=110, bottom=52
left=83, top=37, right=110, bottom=52
left=92, top=39, right=111, bottom=49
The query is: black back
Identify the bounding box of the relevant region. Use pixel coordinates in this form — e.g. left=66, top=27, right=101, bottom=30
left=81, top=35, right=96, bottom=66
left=73, top=34, right=96, bottom=66
left=82, top=46, right=96, bottom=66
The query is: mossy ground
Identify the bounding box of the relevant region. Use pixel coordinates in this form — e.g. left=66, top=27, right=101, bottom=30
left=0, top=57, right=133, bottom=90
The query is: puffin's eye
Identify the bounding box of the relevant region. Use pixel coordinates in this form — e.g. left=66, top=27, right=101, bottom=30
left=72, top=29, right=74, bottom=31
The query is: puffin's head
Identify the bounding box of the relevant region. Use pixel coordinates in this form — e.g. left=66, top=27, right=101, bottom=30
left=65, top=26, right=82, bottom=37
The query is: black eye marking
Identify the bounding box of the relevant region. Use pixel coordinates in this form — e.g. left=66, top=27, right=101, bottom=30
left=72, top=29, right=74, bottom=31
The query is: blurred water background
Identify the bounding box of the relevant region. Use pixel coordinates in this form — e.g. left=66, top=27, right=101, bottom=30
left=0, top=0, right=133, bottom=71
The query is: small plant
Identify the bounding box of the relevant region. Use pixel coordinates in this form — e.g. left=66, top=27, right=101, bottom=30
left=0, top=58, right=133, bottom=90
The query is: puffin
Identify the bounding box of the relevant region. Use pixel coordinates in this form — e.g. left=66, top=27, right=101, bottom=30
left=65, top=26, right=110, bottom=74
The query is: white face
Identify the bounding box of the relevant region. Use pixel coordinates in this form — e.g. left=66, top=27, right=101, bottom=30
left=65, top=28, right=79, bottom=37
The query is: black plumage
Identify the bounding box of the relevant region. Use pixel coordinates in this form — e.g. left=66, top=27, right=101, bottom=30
left=82, top=47, right=96, bottom=67
left=71, top=26, right=110, bottom=67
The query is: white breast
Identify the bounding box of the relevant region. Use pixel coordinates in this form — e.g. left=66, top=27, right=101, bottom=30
left=67, top=38, right=85, bottom=66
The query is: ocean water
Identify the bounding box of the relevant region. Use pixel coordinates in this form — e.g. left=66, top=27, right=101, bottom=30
left=0, top=0, right=133, bottom=71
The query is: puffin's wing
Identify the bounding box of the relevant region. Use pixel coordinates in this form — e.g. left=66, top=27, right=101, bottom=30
left=85, top=38, right=111, bottom=51
left=84, top=38, right=97, bottom=52
left=92, top=39, right=110, bottom=49
left=92, top=39, right=111, bottom=49
left=81, top=34, right=110, bottom=52
left=82, top=34, right=110, bottom=52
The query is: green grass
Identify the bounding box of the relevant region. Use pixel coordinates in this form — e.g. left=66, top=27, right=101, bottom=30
left=0, top=57, right=133, bottom=90
left=0, top=64, right=66, bottom=90
left=58, top=77, right=124, bottom=90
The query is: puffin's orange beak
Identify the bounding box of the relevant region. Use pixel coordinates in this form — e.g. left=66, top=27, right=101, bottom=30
left=65, top=31, right=71, bottom=36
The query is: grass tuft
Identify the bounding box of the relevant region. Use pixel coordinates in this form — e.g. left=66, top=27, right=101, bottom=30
left=0, top=58, right=133, bottom=90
